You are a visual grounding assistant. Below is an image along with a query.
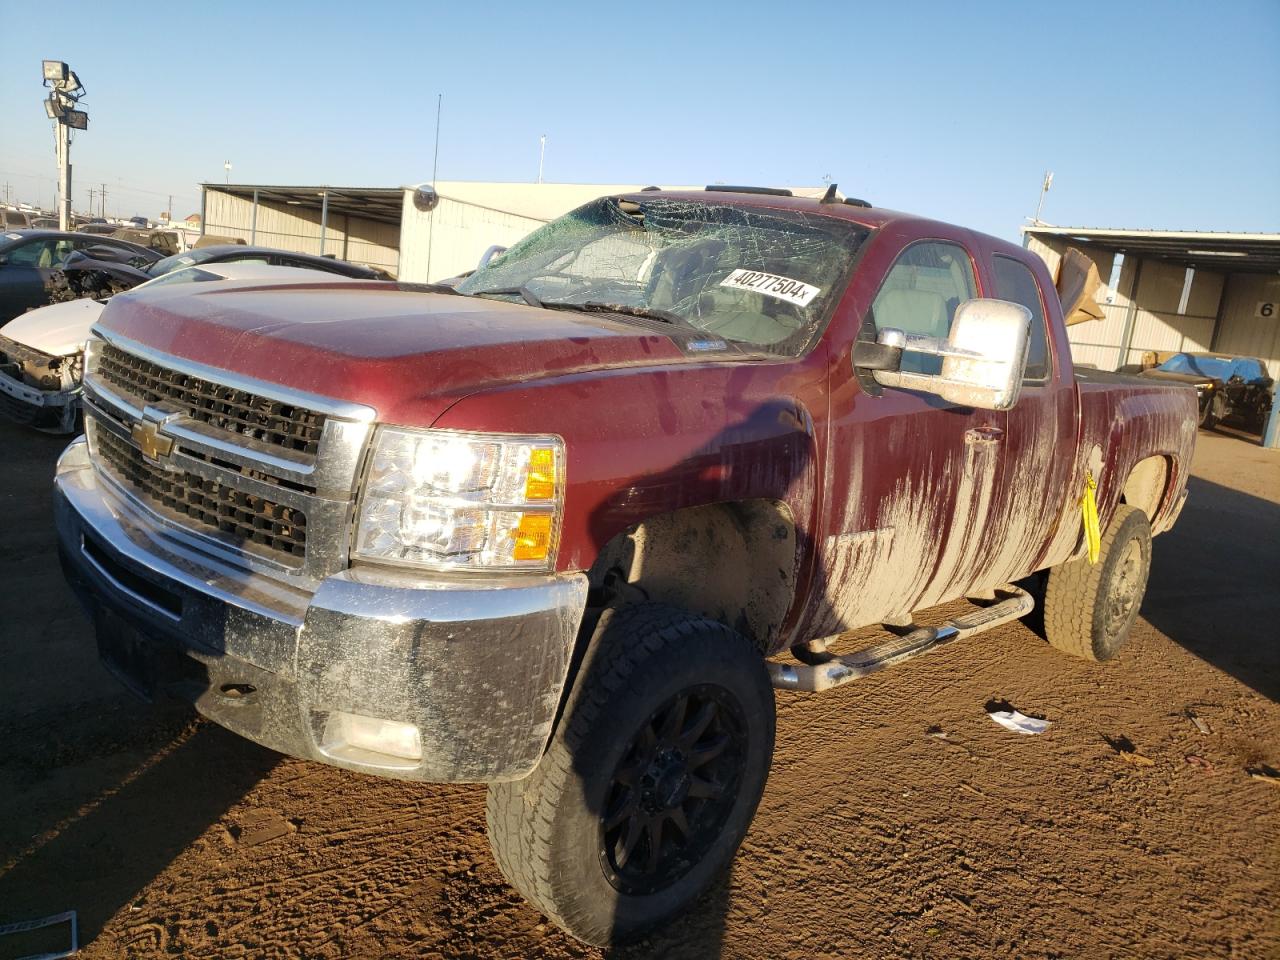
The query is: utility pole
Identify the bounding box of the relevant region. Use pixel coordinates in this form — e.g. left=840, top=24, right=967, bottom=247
left=166, top=194, right=173, bottom=223
left=87, top=186, right=95, bottom=216
left=537, top=135, right=546, bottom=184
left=1, top=182, right=11, bottom=204
left=100, top=183, right=107, bottom=219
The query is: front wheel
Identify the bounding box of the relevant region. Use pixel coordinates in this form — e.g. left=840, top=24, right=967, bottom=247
left=485, top=604, right=775, bottom=947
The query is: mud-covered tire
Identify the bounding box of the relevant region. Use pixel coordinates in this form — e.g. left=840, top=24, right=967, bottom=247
left=1043, top=504, right=1152, bottom=662
left=485, top=603, right=775, bottom=947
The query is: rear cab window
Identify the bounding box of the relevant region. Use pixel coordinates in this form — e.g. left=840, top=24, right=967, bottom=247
left=992, top=255, right=1051, bottom=381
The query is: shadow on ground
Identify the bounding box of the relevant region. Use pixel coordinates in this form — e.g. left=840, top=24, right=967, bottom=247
left=1142, top=473, right=1280, bottom=702
left=0, top=721, right=277, bottom=946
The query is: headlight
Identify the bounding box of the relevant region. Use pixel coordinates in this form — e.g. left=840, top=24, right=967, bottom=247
left=354, top=426, right=564, bottom=571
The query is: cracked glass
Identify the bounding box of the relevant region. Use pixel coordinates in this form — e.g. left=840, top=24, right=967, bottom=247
left=457, top=197, right=868, bottom=356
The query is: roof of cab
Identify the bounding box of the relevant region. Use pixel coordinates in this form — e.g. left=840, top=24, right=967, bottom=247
left=618, top=189, right=1028, bottom=260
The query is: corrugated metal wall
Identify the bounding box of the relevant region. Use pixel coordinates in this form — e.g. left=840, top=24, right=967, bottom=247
left=398, top=192, right=546, bottom=283
left=203, top=192, right=400, bottom=273
left=1031, top=234, right=1226, bottom=370
left=1215, top=273, right=1280, bottom=371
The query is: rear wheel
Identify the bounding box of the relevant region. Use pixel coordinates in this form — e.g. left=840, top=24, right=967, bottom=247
left=1042, top=504, right=1152, bottom=662
left=485, top=604, right=775, bottom=947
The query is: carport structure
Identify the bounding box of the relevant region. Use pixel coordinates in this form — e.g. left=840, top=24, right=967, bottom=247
left=1024, top=225, right=1280, bottom=447
left=199, top=184, right=404, bottom=274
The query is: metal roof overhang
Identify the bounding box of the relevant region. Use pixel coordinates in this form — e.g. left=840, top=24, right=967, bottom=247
left=1022, top=225, right=1280, bottom=275
left=200, top=184, right=404, bottom=225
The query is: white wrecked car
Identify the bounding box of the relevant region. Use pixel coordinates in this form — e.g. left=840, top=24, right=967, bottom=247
left=0, top=262, right=366, bottom=433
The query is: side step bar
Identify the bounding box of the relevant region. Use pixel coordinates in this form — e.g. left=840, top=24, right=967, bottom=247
left=769, top=583, right=1034, bottom=692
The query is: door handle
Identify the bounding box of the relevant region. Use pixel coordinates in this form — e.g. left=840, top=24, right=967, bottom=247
left=965, top=425, right=1004, bottom=445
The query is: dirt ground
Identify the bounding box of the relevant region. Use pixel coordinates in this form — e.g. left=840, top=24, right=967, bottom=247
left=1, top=420, right=1277, bottom=960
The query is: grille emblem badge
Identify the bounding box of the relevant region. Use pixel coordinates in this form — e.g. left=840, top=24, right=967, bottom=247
left=131, top=412, right=175, bottom=463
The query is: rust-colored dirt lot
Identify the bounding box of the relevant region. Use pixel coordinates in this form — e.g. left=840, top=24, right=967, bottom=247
left=1, top=422, right=1277, bottom=959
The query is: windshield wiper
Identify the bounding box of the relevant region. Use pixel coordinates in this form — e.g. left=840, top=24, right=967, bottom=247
left=471, top=286, right=542, bottom=307
left=395, top=281, right=469, bottom=296
left=543, top=300, right=692, bottom=327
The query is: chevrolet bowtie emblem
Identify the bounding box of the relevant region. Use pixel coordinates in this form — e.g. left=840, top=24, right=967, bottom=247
left=132, top=418, right=174, bottom=461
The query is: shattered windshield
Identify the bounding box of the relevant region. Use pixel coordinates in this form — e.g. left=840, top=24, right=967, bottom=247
left=456, top=197, right=867, bottom=356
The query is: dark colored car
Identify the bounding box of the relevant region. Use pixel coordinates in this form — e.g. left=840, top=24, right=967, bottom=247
left=0, top=230, right=161, bottom=323
left=1139, top=352, right=1274, bottom=430
left=60, top=243, right=385, bottom=292
left=77, top=223, right=120, bottom=235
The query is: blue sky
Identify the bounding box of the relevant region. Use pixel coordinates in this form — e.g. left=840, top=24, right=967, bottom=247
left=1, top=0, right=1276, bottom=240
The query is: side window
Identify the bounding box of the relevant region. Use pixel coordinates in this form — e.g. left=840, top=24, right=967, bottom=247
left=993, top=255, right=1050, bottom=381
left=870, top=241, right=977, bottom=375
left=4, top=240, right=57, bottom=268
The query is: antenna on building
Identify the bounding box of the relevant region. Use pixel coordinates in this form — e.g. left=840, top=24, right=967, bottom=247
left=1034, top=170, right=1054, bottom=224
left=426, top=93, right=443, bottom=280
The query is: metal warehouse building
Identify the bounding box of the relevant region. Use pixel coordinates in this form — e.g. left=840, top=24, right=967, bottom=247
left=200, top=182, right=828, bottom=284
left=1025, top=225, right=1280, bottom=447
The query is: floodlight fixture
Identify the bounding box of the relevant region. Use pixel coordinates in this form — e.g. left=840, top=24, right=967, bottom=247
left=43, top=60, right=68, bottom=83
left=64, top=109, right=89, bottom=130
left=44, top=97, right=65, bottom=119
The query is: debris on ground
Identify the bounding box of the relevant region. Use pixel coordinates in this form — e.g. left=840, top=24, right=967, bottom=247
left=1103, top=734, right=1156, bottom=766
left=1185, top=710, right=1213, bottom=735
left=1184, top=755, right=1215, bottom=773
left=232, top=811, right=296, bottom=847
left=925, top=725, right=949, bottom=739
left=986, top=706, right=1052, bottom=735
left=1246, top=766, right=1280, bottom=787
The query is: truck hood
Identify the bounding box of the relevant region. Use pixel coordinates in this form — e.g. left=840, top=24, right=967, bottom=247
left=1, top=297, right=106, bottom=357
left=95, top=281, right=725, bottom=425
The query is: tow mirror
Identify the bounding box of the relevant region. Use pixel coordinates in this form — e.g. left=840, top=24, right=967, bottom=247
left=857, top=298, right=1031, bottom=410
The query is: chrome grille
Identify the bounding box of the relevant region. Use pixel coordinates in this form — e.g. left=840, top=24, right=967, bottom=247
left=92, top=421, right=308, bottom=564
left=96, top=342, right=326, bottom=454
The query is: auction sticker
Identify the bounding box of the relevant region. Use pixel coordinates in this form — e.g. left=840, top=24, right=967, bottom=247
left=719, top=269, right=821, bottom=307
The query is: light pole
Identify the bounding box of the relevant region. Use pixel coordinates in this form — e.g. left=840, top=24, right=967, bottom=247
left=42, top=60, right=88, bottom=231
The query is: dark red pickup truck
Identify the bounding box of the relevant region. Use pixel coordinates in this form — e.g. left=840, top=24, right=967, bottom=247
left=54, top=188, right=1198, bottom=945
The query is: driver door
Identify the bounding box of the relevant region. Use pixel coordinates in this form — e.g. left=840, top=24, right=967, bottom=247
left=805, top=232, right=1010, bottom=637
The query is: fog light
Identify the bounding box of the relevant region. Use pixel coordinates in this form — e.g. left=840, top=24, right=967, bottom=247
left=321, top=711, right=422, bottom=762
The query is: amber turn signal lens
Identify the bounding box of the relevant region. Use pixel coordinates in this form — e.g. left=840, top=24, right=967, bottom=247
left=524, top=448, right=557, bottom=500
left=513, top=513, right=553, bottom=561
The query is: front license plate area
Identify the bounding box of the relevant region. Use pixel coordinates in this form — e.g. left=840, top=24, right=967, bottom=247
left=96, top=609, right=163, bottom=701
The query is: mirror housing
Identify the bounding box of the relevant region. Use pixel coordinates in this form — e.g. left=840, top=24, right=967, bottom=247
left=863, top=298, right=1031, bottom=410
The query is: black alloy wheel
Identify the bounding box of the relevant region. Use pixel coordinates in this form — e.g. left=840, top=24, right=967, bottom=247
left=600, top=684, right=746, bottom=895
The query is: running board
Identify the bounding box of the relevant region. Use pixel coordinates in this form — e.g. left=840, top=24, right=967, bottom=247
left=769, top=584, right=1034, bottom=692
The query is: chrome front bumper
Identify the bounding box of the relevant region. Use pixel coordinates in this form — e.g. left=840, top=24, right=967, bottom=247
left=54, top=437, right=589, bottom=783
left=0, top=365, right=79, bottom=433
